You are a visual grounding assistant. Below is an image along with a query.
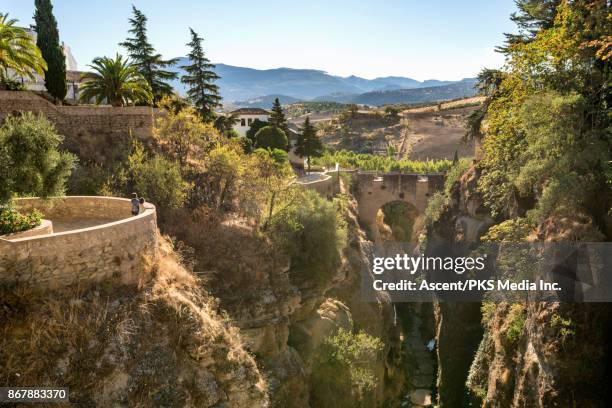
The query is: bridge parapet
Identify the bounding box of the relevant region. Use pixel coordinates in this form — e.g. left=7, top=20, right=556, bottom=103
left=353, top=172, right=446, bottom=239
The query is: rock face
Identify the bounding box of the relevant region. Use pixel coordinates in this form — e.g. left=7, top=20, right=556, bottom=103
left=162, top=192, right=402, bottom=406
left=424, top=165, right=490, bottom=407
left=0, top=239, right=269, bottom=407
left=427, top=165, right=612, bottom=407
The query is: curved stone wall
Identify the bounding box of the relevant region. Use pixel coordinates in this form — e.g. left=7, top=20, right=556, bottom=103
left=297, top=171, right=341, bottom=198
left=0, top=196, right=158, bottom=289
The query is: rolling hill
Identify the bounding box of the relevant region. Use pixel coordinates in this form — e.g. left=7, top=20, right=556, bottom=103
left=170, top=59, right=477, bottom=105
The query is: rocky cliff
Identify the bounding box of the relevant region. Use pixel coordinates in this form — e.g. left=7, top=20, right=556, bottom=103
left=0, top=237, right=268, bottom=407
left=161, top=192, right=402, bottom=406
left=426, top=165, right=612, bottom=407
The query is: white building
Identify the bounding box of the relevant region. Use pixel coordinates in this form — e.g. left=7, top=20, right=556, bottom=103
left=230, top=108, right=270, bottom=137
left=8, top=27, right=84, bottom=101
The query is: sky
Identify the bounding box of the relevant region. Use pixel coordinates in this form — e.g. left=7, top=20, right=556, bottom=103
left=3, top=0, right=518, bottom=81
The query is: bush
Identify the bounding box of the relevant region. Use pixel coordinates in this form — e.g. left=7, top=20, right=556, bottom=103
left=254, top=125, right=288, bottom=150
left=245, top=119, right=268, bottom=143
left=310, top=329, right=384, bottom=408
left=424, top=158, right=471, bottom=223
left=0, top=207, right=42, bottom=235
left=505, top=304, right=526, bottom=343
left=128, top=143, right=191, bottom=210
left=268, top=189, right=346, bottom=284
left=202, top=144, right=244, bottom=209
left=0, top=112, right=76, bottom=205
left=312, top=149, right=452, bottom=173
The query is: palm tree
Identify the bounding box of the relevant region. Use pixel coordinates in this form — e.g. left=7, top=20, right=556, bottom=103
left=79, top=54, right=152, bottom=106
left=0, top=13, right=47, bottom=85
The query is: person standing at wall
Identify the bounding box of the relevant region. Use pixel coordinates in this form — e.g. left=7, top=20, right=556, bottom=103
left=131, top=193, right=140, bottom=216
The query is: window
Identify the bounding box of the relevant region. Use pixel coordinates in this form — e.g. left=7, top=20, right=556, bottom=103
left=248, top=118, right=253, bottom=126
left=241, top=118, right=246, bottom=126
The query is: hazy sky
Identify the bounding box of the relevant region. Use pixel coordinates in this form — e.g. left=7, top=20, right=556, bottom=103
left=3, top=0, right=518, bottom=80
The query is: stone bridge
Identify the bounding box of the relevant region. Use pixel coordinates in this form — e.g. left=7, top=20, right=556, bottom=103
left=353, top=172, right=446, bottom=238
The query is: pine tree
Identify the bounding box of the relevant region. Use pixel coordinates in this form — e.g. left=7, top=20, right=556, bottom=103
left=269, top=98, right=289, bottom=135
left=295, top=116, right=323, bottom=170
left=119, top=6, right=177, bottom=103
left=180, top=28, right=221, bottom=121
left=34, top=0, right=66, bottom=102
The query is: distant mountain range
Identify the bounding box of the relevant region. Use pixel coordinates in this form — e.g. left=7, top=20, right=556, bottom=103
left=170, top=58, right=478, bottom=107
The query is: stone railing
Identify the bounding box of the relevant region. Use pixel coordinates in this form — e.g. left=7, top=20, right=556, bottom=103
left=0, top=196, right=158, bottom=289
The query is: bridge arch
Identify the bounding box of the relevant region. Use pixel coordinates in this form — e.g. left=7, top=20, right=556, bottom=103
left=353, top=172, right=445, bottom=240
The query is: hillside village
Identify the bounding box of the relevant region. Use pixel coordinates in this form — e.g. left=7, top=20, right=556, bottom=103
left=1, top=1, right=611, bottom=408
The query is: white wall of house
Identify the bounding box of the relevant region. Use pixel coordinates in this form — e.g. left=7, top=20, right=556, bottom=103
left=232, top=113, right=270, bottom=137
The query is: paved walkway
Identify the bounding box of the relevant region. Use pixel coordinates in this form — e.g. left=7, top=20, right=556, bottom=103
left=51, top=218, right=119, bottom=233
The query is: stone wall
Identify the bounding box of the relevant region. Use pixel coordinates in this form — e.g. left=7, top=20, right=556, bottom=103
left=354, top=172, right=446, bottom=239
left=0, top=196, right=158, bottom=289
left=0, top=91, right=166, bottom=163
left=0, top=90, right=162, bottom=141
left=297, top=172, right=341, bottom=198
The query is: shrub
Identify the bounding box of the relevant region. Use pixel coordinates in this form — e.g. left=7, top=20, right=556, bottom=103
left=0, top=206, right=42, bottom=235
left=0, top=112, right=76, bottom=205
left=424, top=158, right=471, bottom=223
left=202, top=144, right=244, bottom=209
left=312, top=149, right=452, bottom=173
left=254, top=125, right=288, bottom=150
left=128, top=143, right=191, bottom=210
left=505, top=304, right=526, bottom=343
left=245, top=119, right=268, bottom=143
left=268, top=189, right=346, bottom=284
left=310, top=329, right=384, bottom=408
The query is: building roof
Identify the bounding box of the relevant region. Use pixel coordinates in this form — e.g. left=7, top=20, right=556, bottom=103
left=230, top=108, right=271, bottom=115
left=66, top=71, right=89, bottom=82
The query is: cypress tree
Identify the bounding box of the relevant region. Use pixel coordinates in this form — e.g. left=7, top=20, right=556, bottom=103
left=295, top=116, right=323, bottom=170
left=119, top=6, right=177, bottom=103
left=269, top=97, right=289, bottom=135
left=34, top=0, right=66, bottom=102
left=180, top=28, right=221, bottom=121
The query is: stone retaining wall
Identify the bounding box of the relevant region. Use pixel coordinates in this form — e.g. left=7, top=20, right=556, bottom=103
left=0, top=196, right=158, bottom=289
left=297, top=172, right=341, bottom=198
left=0, top=90, right=162, bottom=139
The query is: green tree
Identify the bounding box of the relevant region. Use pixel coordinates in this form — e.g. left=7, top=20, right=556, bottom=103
left=79, top=54, right=152, bottom=106
left=213, top=113, right=239, bottom=137
left=0, top=112, right=76, bottom=205
left=269, top=97, right=289, bottom=136
left=202, top=144, right=244, bottom=210
left=498, top=0, right=561, bottom=51
left=254, top=125, right=288, bottom=150
left=33, top=0, right=66, bottom=102
left=180, top=28, right=221, bottom=121
left=127, top=142, right=190, bottom=209
left=310, top=329, right=384, bottom=407
left=245, top=118, right=268, bottom=148
left=154, top=104, right=220, bottom=168
left=478, top=1, right=611, bottom=221
left=0, top=13, right=47, bottom=86
left=383, top=105, right=400, bottom=120
left=268, top=189, right=346, bottom=283
left=294, top=116, right=323, bottom=170
left=119, top=6, right=177, bottom=103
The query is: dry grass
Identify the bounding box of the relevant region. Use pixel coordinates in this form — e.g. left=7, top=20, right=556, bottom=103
left=0, top=237, right=269, bottom=407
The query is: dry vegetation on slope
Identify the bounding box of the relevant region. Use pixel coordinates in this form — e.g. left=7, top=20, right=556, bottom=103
left=0, top=238, right=268, bottom=407
left=312, top=97, right=481, bottom=161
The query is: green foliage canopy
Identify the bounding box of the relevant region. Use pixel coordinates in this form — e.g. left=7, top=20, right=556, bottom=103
left=0, top=112, right=76, bottom=205
left=0, top=13, right=47, bottom=84
left=34, top=0, right=67, bottom=101
left=79, top=54, right=153, bottom=106
left=254, top=125, right=288, bottom=150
